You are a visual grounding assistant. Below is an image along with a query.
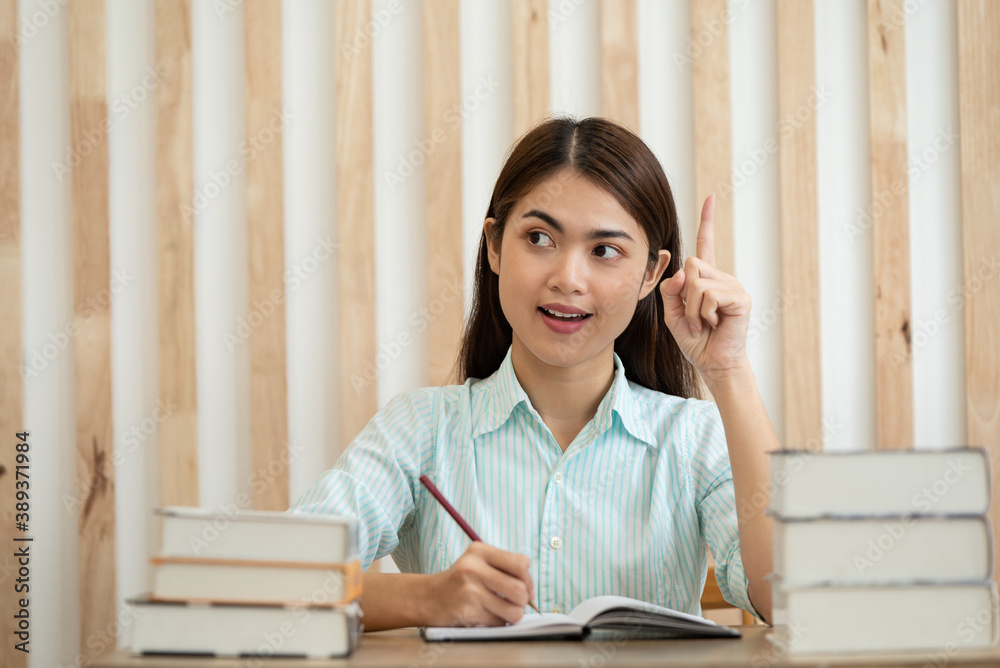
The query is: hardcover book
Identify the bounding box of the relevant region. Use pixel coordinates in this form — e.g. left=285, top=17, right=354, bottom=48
left=769, top=448, right=989, bottom=518
left=156, top=506, right=359, bottom=562
left=149, top=556, right=362, bottom=606
left=769, top=583, right=998, bottom=654
left=128, top=597, right=363, bottom=658
left=773, top=514, right=992, bottom=585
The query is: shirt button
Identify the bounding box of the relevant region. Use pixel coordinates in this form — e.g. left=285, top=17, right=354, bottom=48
left=549, top=536, right=563, bottom=550
left=550, top=606, right=563, bottom=614
left=553, top=472, right=564, bottom=485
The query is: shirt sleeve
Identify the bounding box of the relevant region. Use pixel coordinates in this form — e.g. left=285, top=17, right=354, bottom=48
left=288, top=387, right=436, bottom=570
left=686, top=400, right=758, bottom=618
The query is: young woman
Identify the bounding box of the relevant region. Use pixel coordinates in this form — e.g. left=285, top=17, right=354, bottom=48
left=291, top=117, right=778, bottom=630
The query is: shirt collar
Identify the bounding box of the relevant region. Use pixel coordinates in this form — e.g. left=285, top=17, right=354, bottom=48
left=473, top=345, right=658, bottom=450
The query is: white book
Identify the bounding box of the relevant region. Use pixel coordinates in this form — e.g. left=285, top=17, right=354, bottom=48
left=773, top=515, right=992, bottom=585
left=422, top=595, right=739, bottom=641
left=769, top=448, right=990, bottom=518
left=771, top=583, right=998, bottom=654
left=128, top=597, right=362, bottom=658
left=156, top=506, right=358, bottom=562
left=150, top=556, right=361, bottom=606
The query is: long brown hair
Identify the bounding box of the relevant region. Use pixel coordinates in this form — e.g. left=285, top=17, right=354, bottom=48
left=457, top=116, right=698, bottom=399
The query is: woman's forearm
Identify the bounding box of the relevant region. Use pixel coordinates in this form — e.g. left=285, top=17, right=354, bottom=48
left=361, top=572, right=435, bottom=631
left=705, top=363, right=778, bottom=623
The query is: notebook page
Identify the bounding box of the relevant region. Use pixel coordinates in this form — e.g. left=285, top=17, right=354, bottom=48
left=422, top=612, right=579, bottom=640
left=567, top=595, right=720, bottom=627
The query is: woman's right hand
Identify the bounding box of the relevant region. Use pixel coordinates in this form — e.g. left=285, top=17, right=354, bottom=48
left=425, top=541, right=535, bottom=627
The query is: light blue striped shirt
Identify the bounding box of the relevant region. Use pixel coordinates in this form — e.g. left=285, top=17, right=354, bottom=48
left=291, top=346, right=753, bottom=616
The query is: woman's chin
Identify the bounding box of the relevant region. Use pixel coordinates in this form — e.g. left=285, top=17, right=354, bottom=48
left=515, top=335, right=612, bottom=371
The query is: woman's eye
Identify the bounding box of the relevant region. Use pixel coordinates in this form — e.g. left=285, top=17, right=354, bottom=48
left=594, top=245, right=621, bottom=260
left=528, top=231, right=553, bottom=247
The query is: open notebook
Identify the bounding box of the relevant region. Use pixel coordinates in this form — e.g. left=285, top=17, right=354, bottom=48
left=421, top=595, right=741, bottom=641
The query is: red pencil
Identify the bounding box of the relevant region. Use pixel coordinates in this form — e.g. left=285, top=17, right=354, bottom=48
left=419, top=474, right=541, bottom=614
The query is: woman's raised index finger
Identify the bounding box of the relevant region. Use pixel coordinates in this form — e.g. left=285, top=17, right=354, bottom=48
left=697, top=194, right=717, bottom=267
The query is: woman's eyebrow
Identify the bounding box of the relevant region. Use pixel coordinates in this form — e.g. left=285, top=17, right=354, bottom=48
left=521, top=209, right=635, bottom=243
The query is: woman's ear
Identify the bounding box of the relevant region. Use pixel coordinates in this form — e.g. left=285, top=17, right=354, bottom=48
left=638, top=249, right=671, bottom=300
left=484, top=218, right=501, bottom=275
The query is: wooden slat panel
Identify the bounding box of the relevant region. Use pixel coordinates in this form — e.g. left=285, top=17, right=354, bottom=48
left=867, top=0, right=913, bottom=449
left=69, top=0, right=117, bottom=657
left=599, top=0, right=638, bottom=131
left=156, top=0, right=199, bottom=505
left=512, top=0, right=549, bottom=137
left=957, top=0, right=1000, bottom=596
left=0, top=0, right=26, bottom=664
left=776, top=0, right=821, bottom=450
left=335, top=0, right=377, bottom=453
left=245, top=0, right=289, bottom=510
left=423, top=0, right=464, bottom=387
left=690, top=0, right=733, bottom=275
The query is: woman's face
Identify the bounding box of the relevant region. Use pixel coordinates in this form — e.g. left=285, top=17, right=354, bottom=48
left=485, top=169, right=670, bottom=371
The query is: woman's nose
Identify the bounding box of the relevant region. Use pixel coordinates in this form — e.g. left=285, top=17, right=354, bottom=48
left=548, top=250, right=587, bottom=294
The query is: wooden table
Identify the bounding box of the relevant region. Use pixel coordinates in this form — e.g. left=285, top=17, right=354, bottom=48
left=92, top=626, right=1000, bottom=668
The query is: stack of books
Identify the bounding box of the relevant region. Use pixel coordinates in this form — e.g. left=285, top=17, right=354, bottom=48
left=768, top=447, right=997, bottom=654
left=128, top=506, right=363, bottom=658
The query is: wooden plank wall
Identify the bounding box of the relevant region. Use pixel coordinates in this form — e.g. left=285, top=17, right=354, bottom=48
left=512, top=0, right=549, bottom=137
left=776, top=0, right=822, bottom=450
left=334, top=0, right=378, bottom=454
left=599, top=0, right=638, bottom=131
left=244, top=0, right=289, bottom=510
left=423, top=0, right=464, bottom=387
left=690, top=0, right=733, bottom=276
left=69, top=0, right=117, bottom=657
left=956, top=0, right=1000, bottom=603
left=155, top=0, right=199, bottom=507
left=867, top=0, right=913, bottom=450
left=0, top=0, right=25, bottom=664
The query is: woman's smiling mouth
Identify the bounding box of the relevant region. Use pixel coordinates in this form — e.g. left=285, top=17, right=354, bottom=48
left=539, top=306, right=591, bottom=320
left=538, top=305, right=593, bottom=333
